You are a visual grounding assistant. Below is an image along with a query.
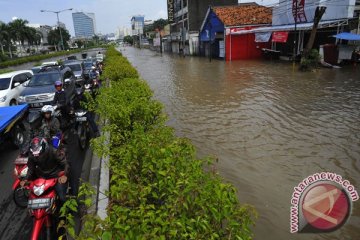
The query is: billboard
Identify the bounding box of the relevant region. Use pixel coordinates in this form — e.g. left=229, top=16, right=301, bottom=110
left=167, top=0, right=175, bottom=23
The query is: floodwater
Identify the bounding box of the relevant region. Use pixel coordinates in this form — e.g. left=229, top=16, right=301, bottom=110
left=120, top=46, right=360, bottom=240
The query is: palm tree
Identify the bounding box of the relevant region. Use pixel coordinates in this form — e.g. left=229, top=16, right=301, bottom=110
left=25, top=27, right=37, bottom=53
left=0, top=21, right=7, bottom=55
left=0, top=22, right=13, bottom=58
left=9, top=18, right=29, bottom=57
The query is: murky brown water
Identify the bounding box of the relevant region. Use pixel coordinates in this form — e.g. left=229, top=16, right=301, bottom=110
left=120, top=46, right=360, bottom=240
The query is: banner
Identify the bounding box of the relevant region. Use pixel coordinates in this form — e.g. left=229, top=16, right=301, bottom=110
left=167, top=0, right=175, bottom=23
left=255, top=32, right=272, bottom=42
left=292, top=0, right=307, bottom=23
left=272, top=32, right=289, bottom=43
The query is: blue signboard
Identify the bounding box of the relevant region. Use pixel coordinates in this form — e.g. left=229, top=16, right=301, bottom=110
left=200, top=11, right=225, bottom=42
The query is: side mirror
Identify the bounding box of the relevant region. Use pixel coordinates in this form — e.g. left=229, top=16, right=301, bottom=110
left=14, top=82, right=20, bottom=87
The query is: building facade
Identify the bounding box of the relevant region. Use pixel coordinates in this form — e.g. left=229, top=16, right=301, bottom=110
left=72, top=12, right=97, bottom=38
left=168, top=0, right=237, bottom=55
left=199, top=3, right=272, bottom=60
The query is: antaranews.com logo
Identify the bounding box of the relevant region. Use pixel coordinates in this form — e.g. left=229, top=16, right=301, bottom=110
left=290, top=172, right=359, bottom=233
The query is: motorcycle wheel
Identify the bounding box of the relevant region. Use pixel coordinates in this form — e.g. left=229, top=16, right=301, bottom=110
left=13, top=187, right=29, bottom=208
left=11, top=124, right=26, bottom=149
left=77, top=124, right=87, bottom=150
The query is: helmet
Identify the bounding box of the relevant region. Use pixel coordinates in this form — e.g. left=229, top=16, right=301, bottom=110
left=41, top=105, right=54, bottom=115
left=30, top=137, right=48, bottom=157
left=55, top=80, right=62, bottom=88
left=91, top=66, right=96, bottom=70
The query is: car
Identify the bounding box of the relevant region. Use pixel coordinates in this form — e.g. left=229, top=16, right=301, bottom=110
left=31, top=66, right=42, bottom=74
left=0, top=70, right=33, bottom=107
left=64, top=60, right=85, bottom=82
left=83, top=60, right=94, bottom=80
left=41, top=61, right=58, bottom=67
left=17, top=66, right=76, bottom=110
left=96, top=53, right=104, bottom=62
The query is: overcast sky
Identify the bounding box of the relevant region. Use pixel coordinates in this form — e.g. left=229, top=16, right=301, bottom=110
left=0, top=0, right=278, bottom=36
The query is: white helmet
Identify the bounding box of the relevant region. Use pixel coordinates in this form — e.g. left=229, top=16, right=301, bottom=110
left=91, top=66, right=96, bottom=70
left=41, top=105, right=54, bottom=115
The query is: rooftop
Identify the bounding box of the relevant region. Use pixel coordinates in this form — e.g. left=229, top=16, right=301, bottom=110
left=213, top=4, right=272, bottom=26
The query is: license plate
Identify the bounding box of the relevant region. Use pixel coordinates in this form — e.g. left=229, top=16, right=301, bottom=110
left=76, top=117, right=87, bottom=122
left=28, top=198, right=52, bottom=209
left=31, top=102, right=43, bottom=108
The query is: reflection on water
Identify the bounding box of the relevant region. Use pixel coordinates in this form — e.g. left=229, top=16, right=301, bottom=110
left=121, top=46, right=360, bottom=240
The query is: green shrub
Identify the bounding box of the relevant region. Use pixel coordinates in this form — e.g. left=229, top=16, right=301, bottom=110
left=300, top=49, right=321, bottom=71
left=0, top=68, right=12, bottom=74
left=65, top=46, right=257, bottom=239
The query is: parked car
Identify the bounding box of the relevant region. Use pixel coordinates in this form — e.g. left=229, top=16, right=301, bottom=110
left=17, top=66, right=76, bottom=109
left=64, top=60, right=85, bottom=83
left=0, top=70, right=33, bottom=107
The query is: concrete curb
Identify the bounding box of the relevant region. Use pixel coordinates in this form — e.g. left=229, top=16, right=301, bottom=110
left=97, top=131, right=109, bottom=220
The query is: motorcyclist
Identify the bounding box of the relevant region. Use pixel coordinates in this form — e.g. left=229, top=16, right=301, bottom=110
left=20, top=137, right=69, bottom=203
left=72, top=87, right=100, bottom=137
left=89, top=66, right=99, bottom=82
left=53, top=81, right=70, bottom=130
left=39, top=105, right=60, bottom=140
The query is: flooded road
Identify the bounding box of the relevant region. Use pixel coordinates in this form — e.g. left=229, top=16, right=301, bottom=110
left=121, top=46, right=360, bottom=240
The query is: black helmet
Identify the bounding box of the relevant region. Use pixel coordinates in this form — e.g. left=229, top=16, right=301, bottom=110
left=30, top=137, right=48, bottom=157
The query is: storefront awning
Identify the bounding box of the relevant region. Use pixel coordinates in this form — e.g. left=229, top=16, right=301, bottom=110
left=229, top=19, right=348, bottom=35
left=332, top=32, right=360, bottom=41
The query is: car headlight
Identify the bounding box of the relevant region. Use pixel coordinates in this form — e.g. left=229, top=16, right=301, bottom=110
left=0, top=96, right=7, bottom=102
left=18, top=96, right=26, bottom=103
left=33, top=184, right=45, bottom=196
left=46, top=93, right=55, bottom=100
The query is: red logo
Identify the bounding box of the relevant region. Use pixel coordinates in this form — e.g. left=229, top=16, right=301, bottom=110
left=301, top=183, right=351, bottom=232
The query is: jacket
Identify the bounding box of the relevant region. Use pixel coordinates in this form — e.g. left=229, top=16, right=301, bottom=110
left=26, top=145, right=69, bottom=180
left=40, top=117, right=61, bottom=139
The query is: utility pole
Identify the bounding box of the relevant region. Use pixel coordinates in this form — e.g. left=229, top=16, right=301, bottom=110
left=181, top=0, right=185, bottom=57
left=41, top=8, right=72, bottom=51
left=293, top=0, right=298, bottom=70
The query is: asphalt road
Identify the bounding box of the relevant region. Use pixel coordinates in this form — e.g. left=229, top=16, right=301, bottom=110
left=0, top=130, right=90, bottom=239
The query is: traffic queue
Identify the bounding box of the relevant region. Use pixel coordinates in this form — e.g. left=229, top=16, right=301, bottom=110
left=0, top=51, right=104, bottom=239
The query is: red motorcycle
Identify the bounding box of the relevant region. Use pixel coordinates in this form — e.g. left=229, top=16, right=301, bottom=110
left=13, top=134, right=64, bottom=208
left=27, top=172, right=65, bottom=240
left=13, top=154, right=29, bottom=207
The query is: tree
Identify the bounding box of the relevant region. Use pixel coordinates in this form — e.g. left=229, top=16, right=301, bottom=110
left=144, top=18, right=168, bottom=34
left=48, top=27, right=70, bottom=51
left=0, top=21, right=7, bottom=55
left=9, top=18, right=29, bottom=56
left=123, top=35, right=133, bottom=45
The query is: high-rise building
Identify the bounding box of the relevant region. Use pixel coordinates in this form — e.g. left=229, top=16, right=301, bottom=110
left=72, top=12, right=97, bottom=38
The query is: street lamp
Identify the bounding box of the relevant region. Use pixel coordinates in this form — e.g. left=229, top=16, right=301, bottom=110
left=40, top=8, right=73, bottom=51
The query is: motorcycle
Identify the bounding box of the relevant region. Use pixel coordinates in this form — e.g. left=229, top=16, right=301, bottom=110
left=13, top=134, right=63, bottom=207
left=74, top=109, right=90, bottom=150
left=13, top=154, right=29, bottom=207
left=26, top=171, right=65, bottom=240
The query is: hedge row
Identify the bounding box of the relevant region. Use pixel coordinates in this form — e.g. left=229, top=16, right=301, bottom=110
left=76, top=46, right=257, bottom=239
